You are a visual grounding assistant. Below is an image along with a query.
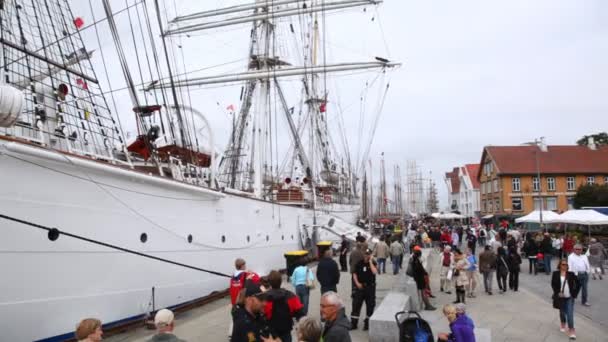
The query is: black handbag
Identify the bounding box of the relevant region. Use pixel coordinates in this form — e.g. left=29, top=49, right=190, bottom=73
left=552, top=275, right=567, bottom=309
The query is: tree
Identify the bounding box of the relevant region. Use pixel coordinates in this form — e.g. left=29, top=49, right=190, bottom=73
left=576, top=132, right=608, bottom=146
left=427, top=181, right=439, bottom=213
left=573, top=184, right=608, bottom=209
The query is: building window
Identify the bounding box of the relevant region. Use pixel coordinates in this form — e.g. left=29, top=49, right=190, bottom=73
left=547, top=177, right=555, bottom=191
left=495, top=199, right=500, bottom=212
left=512, top=177, right=520, bottom=192
left=488, top=201, right=493, bottom=213
left=481, top=182, right=485, bottom=195
left=493, top=179, right=498, bottom=193
left=567, top=176, right=576, bottom=191
left=546, top=197, right=557, bottom=211
left=532, top=177, right=540, bottom=192
left=567, top=197, right=574, bottom=210
left=534, top=197, right=542, bottom=210
left=512, top=198, right=523, bottom=211
left=604, top=176, right=608, bottom=184
left=587, top=176, right=595, bottom=185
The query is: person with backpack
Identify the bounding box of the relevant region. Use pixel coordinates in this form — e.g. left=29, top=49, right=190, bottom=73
left=351, top=248, right=378, bottom=330
left=229, top=258, right=260, bottom=338
left=263, top=270, right=304, bottom=342
left=317, top=249, right=340, bottom=294
left=389, top=238, right=403, bottom=275
left=291, top=257, right=315, bottom=315
left=466, top=229, right=477, bottom=255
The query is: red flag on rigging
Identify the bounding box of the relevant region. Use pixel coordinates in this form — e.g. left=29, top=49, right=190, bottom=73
left=226, top=104, right=235, bottom=112
left=73, top=17, right=84, bottom=29
left=76, top=78, right=88, bottom=90
left=319, top=102, right=326, bottom=113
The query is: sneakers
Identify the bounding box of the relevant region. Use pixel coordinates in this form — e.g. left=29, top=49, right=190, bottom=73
left=582, top=303, right=591, bottom=307
left=568, top=329, right=576, bottom=340
left=560, top=324, right=566, bottom=333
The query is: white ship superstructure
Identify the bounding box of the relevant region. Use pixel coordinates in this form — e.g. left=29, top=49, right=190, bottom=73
left=0, top=0, right=398, bottom=340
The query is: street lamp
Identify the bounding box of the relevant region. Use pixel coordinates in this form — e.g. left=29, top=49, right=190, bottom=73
left=524, top=137, right=546, bottom=232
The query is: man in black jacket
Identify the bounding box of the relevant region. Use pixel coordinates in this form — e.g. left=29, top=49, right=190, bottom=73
left=339, top=235, right=350, bottom=272
left=317, top=249, right=340, bottom=293
left=541, top=233, right=554, bottom=275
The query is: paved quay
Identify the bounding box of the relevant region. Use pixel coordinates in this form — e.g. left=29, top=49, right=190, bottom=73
left=105, top=262, right=399, bottom=342
left=106, top=252, right=608, bottom=342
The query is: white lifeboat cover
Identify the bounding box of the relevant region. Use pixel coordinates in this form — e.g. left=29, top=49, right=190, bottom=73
left=0, top=84, right=24, bottom=127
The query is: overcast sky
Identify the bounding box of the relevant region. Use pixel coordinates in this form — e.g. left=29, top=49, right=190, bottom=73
left=76, top=0, right=608, bottom=209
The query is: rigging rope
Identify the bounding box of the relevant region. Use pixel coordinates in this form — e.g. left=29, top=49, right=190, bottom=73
left=0, top=213, right=231, bottom=278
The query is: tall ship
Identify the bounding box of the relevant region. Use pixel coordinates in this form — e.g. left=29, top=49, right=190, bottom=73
left=0, top=0, right=398, bottom=340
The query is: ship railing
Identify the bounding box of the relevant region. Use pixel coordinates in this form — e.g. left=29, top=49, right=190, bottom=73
left=0, top=123, right=126, bottom=164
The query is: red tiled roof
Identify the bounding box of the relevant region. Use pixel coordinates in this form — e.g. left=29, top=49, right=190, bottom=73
left=483, top=145, right=608, bottom=175
left=445, top=167, right=460, bottom=193
left=464, top=164, right=480, bottom=189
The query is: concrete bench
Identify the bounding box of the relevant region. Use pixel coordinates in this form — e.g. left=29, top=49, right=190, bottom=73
left=369, top=292, right=411, bottom=342
left=476, top=328, right=491, bottom=342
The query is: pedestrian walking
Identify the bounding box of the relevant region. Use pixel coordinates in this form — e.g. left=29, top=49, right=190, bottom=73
left=317, top=249, right=340, bottom=294
left=451, top=229, right=460, bottom=250
left=373, top=236, right=390, bottom=274
left=229, top=258, right=260, bottom=337
left=263, top=270, right=304, bottom=342
left=465, top=248, right=478, bottom=298
left=496, top=247, right=509, bottom=293
left=563, top=234, right=575, bottom=257
left=339, top=235, right=350, bottom=272
left=410, top=246, right=436, bottom=311
left=437, top=304, right=476, bottom=342
left=350, top=248, right=377, bottom=331
left=568, top=244, right=591, bottom=307
left=479, top=245, right=496, bottom=295
left=349, top=242, right=365, bottom=275
left=507, top=246, right=522, bottom=291
left=588, top=238, right=606, bottom=279
left=523, top=237, right=539, bottom=274
left=148, top=309, right=186, bottom=342
left=320, top=292, right=352, bottom=342
left=440, top=229, right=452, bottom=249
left=553, top=235, right=563, bottom=259
left=389, top=238, right=403, bottom=275
left=452, top=249, right=470, bottom=304
left=478, top=226, right=487, bottom=247
left=552, top=259, right=580, bottom=340
left=540, top=233, right=554, bottom=275
left=291, top=257, right=315, bottom=315
left=440, top=245, right=454, bottom=294
left=466, top=229, right=477, bottom=255
left=75, top=318, right=103, bottom=342
left=296, top=316, right=322, bottom=342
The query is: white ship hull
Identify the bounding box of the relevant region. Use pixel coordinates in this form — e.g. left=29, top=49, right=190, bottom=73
left=0, top=140, right=362, bottom=342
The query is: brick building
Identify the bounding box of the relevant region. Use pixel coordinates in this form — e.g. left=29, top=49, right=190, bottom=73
left=477, top=141, right=608, bottom=217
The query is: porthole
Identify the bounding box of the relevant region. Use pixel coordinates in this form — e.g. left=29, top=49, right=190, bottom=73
left=281, top=235, right=284, bottom=240
left=247, top=235, right=251, bottom=242
left=221, top=235, right=226, bottom=243
left=187, top=234, right=193, bottom=243
left=140, top=233, right=148, bottom=243
left=266, top=235, right=269, bottom=242
left=48, top=228, right=60, bottom=241
left=291, top=235, right=294, bottom=240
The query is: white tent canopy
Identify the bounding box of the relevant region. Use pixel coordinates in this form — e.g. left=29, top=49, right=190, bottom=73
left=515, top=210, right=561, bottom=224
left=545, top=209, right=608, bottom=225
left=432, top=212, right=465, bottom=220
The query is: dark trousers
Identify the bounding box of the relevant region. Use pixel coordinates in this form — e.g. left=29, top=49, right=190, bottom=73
left=508, top=271, right=519, bottom=291
left=455, top=285, right=466, bottom=303
left=295, top=285, right=310, bottom=316
left=468, top=242, right=476, bottom=255
left=339, top=253, right=348, bottom=271
left=377, top=258, right=386, bottom=274
left=577, top=273, right=589, bottom=304
left=543, top=254, right=553, bottom=274
left=528, top=257, right=536, bottom=274
left=497, top=272, right=507, bottom=291
left=351, top=284, right=376, bottom=323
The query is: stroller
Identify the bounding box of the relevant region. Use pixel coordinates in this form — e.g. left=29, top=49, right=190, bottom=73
left=395, top=311, right=434, bottom=342
left=535, top=252, right=545, bottom=274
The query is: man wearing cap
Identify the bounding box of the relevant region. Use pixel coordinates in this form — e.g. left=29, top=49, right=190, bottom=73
left=350, top=248, right=378, bottom=331
left=147, top=309, right=186, bottom=342
left=232, top=282, right=276, bottom=342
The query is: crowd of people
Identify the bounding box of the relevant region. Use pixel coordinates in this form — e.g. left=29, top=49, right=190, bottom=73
left=71, top=220, right=606, bottom=342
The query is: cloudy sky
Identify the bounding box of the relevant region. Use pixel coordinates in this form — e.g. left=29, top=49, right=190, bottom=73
left=76, top=0, right=608, bottom=209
